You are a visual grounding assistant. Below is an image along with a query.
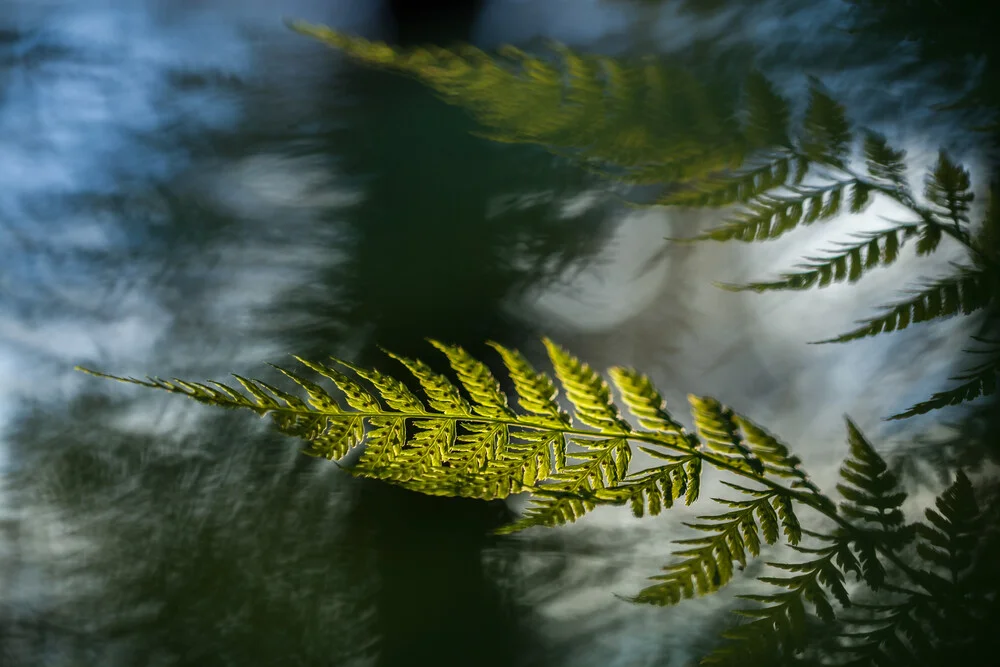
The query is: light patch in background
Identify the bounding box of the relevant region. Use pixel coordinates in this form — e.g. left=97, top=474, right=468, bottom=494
left=0, top=3, right=375, bottom=660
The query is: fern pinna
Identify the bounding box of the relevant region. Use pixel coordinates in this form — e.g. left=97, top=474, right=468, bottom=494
left=289, top=22, right=999, bottom=421
left=679, top=78, right=999, bottom=421
left=78, top=339, right=994, bottom=664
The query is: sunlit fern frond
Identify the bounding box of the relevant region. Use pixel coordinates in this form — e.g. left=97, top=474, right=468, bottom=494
left=632, top=481, right=800, bottom=606
left=287, top=20, right=746, bottom=185
left=731, top=415, right=831, bottom=506
left=720, top=224, right=918, bottom=293
left=598, top=451, right=699, bottom=518
left=811, top=267, right=993, bottom=344
left=77, top=341, right=722, bottom=534
left=688, top=395, right=765, bottom=475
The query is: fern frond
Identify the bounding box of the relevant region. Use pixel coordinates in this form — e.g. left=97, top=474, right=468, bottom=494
left=835, top=598, right=931, bottom=666
left=721, top=224, right=918, bottom=293
left=288, top=21, right=745, bottom=186
left=863, top=130, right=908, bottom=188
left=656, top=154, right=795, bottom=208
left=543, top=338, right=630, bottom=432
left=383, top=351, right=470, bottom=414
left=632, top=487, right=798, bottom=606
left=487, top=341, right=569, bottom=427
left=800, top=80, right=852, bottom=169
left=888, top=354, right=999, bottom=419
left=596, top=456, right=695, bottom=518
left=608, top=367, right=690, bottom=441
left=835, top=471, right=984, bottom=665
left=427, top=340, right=512, bottom=419
left=685, top=181, right=851, bottom=243
left=838, top=420, right=908, bottom=534
left=701, top=592, right=810, bottom=664
left=731, top=415, right=830, bottom=505
left=497, top=435, right=632, bottom=534
left=813, top=268, right=992, bottom=343
left=924, top=150, right=974, bottom=230
left=743, top=70, right=791, bottom=150
left=688, top=396, right=765, bottom=475
left=915, top=470, right=979, bottom=580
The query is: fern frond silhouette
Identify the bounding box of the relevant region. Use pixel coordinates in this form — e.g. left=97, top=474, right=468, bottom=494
left=79, top=339, right=996, bottom=664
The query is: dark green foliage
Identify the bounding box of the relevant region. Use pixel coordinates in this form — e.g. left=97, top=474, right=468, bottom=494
left=863, top=131, right=907, bottom=187
left=836, top=420, right=911, bottom=553
left=924, top=151, right=974, bottom=231
left=801, top=80, right=853, bottom=169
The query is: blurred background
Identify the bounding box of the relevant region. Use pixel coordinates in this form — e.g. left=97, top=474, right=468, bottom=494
left=1, top=1, right=997, bottom=665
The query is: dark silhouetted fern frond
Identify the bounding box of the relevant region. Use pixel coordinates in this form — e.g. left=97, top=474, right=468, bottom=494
left=813, top=268, right=992, bottom=344
left=632, top=482, right=800, bottom=606
left=720, top=224, right=918, bottom=293
left=834, top=470, right=987, bottom=665
left=888, top=345, right=1000, bottom=420
left=924, top=150, right=975, bottom=234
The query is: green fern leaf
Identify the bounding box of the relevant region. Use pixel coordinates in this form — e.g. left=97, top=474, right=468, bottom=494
left=488, top=341, right=569, bottom=427
left=703, top=594, right=810, bottom=664
left=497, top=436, right=631, bottom=534
left=384, top=351, right=470, bottom=414
left=732, top=415, right=830, bottom=505
left=688, top=396, right=765, bottom=475
left=836, top=600, right=929, bottom=666
left=924, top=150, right=974, bottom=229
left=331, top=358, right=426, bottom=412
left=632, top=489, right=786, bottom=606
left=743, top=70, right=791, bottom=149
left=835, top=419, right=912, bottom=576
left=838, top=420, right=907, bottom=530
left=888, top=354, right=999, bottom=419
left=543, top=338, right=630, bottom=432
left=915, top=471, right=980, bottom=579
left=656, top=156, right=793, bottom=208
left=687, top=182, right=851, bottom=244
left=916, top=222, right=943, bottom=255
left=850, top=181, right=872, bottom=213
left=428, top=340, right=512, bottom=419
left=813, top=269, right=992, bottom=343
left=801, top=80, right=852, bottom=169
left=863, top=130, right=908, bottom=187
left=608, top=367, right=690, bottom=441
left=355, top=417, right=407, bottom=475
left=721, top=225, right=918, bottom=293
left=289, top=21, right=746, bottom=189
left=597, top=457, right=694, bottom=518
